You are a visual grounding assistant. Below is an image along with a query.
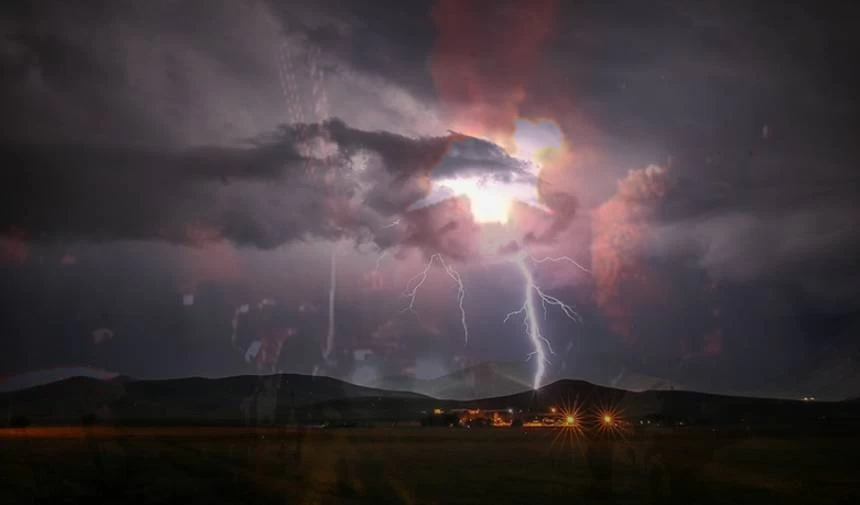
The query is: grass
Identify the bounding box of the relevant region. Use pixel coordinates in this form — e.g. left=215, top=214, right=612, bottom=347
left=1, top=427, right=858, bottom=504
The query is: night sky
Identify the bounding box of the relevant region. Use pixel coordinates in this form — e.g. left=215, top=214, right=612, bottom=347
left=2, top=0, right=859, bottom=399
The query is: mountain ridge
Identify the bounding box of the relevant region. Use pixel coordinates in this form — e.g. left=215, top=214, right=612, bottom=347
left=3, top=372, right=859, bottom=430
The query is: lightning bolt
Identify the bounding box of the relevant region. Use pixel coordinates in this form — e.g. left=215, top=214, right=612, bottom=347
left=230, top=303, right=250, bottom=352
left=444, top=260, right=469, bottom=346
left=323, top=246, right=337, bottom=361
left=505, top=254, right=582, bottom=390
left=373, top=250, right=389, bottom=276
left=383, top=218, right=401, bottom=228
left=528, top=254, right=591, bottom=274
left=402, top=253, right=469, bottom=344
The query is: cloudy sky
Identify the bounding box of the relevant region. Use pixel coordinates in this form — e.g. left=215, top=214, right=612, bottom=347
left=2, top=0, right=859, bottom=398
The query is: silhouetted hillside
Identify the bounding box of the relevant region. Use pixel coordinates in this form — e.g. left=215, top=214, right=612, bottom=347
left=0, top=367, right=120, bottom=392
left=0, top=374, right=428, bottom=425
left=3, top=373, right=859, bottom=430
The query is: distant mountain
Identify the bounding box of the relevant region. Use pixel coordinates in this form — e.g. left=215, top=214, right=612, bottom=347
left=1, top=376, right=127, bottom=420
left=605, top=368, right=684, bottom=393
left=754, top=351, right=860, bottom=402
left=372, top=362, right=540, bottom=400
left=467, top=379, right=806, bottom=423
left=316, top=377, right=860, bottom=430
left=0, top=374, right=429, bottom=425
left=0, top=367, right=120, bottom=392
left=373, top=361, right=687, bottom=401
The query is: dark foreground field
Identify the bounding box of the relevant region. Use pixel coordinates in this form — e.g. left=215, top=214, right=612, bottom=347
left=2, top=427, right=858, bottom=505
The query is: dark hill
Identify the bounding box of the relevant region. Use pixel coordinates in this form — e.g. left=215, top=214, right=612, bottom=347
left=2, top=374, right=859, bottom=431
left=311, top=378, right=860, bottom=431
left=0, top=374, right=428, bottom=425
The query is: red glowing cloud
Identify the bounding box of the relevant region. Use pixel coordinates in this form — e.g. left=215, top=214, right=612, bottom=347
left=431, top=0, right=559, bottom=147
left=591, top=165, right=670, bottom=342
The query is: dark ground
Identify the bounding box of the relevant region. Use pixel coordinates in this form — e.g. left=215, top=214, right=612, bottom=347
left=1, top=427, right=858, bottom=504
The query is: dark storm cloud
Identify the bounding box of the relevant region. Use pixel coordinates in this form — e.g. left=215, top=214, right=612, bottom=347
left=0, top=119, right=529, bottom=254
left=429, top=134, right=535, bottom=182
left=0, top=0, right=521, bottom=259
left=340, top=125, right=536, bottom=234
left=0, top=139, right=334, bottom=248
left=322, top=118, right=451, bottom=181
left=533, top=0, right=860, bottom=365
left=322, top=119, right=531, bottom=183
left=279, top=119, right=538, bottom=259
left=651, top=178, right=860, bottom=306
left=265, top=0, right=436, bottom=95
left=0, top=0, right=294, bottom=147
left=589, top=160, right=860, bottom=393
left=2, top=0, right=860, bottom=397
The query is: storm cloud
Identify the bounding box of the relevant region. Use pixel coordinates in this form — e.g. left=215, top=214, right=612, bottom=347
left=1, top=118, right=537, bottom=254
left=2, top=0, right=860, bottom=398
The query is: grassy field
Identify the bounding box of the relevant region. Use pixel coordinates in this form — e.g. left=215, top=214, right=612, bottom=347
left=1, top=427, right=858, bottom=504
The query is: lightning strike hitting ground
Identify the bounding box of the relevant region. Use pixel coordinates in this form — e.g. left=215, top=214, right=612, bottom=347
left=505, top=255, right=583, bottom=390
left=402, top=253, right=470, bottom=344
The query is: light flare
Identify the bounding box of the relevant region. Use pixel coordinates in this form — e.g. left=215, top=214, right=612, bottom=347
left=542, top=397, right=587, bottom=456
left=558, top=401, right=585, bottom=437
left=594, top=406, right=627, bottom=437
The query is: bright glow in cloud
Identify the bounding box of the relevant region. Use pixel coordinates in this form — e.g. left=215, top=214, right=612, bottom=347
left=415, top=119, right=565, bottom=224
left=511, top=118, right=564, bottom=163
left=436, top=176, right=516, bottom=224
left=431, top=171, right=551, bottom=224
left=409, top=171, right=542, bottom=225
